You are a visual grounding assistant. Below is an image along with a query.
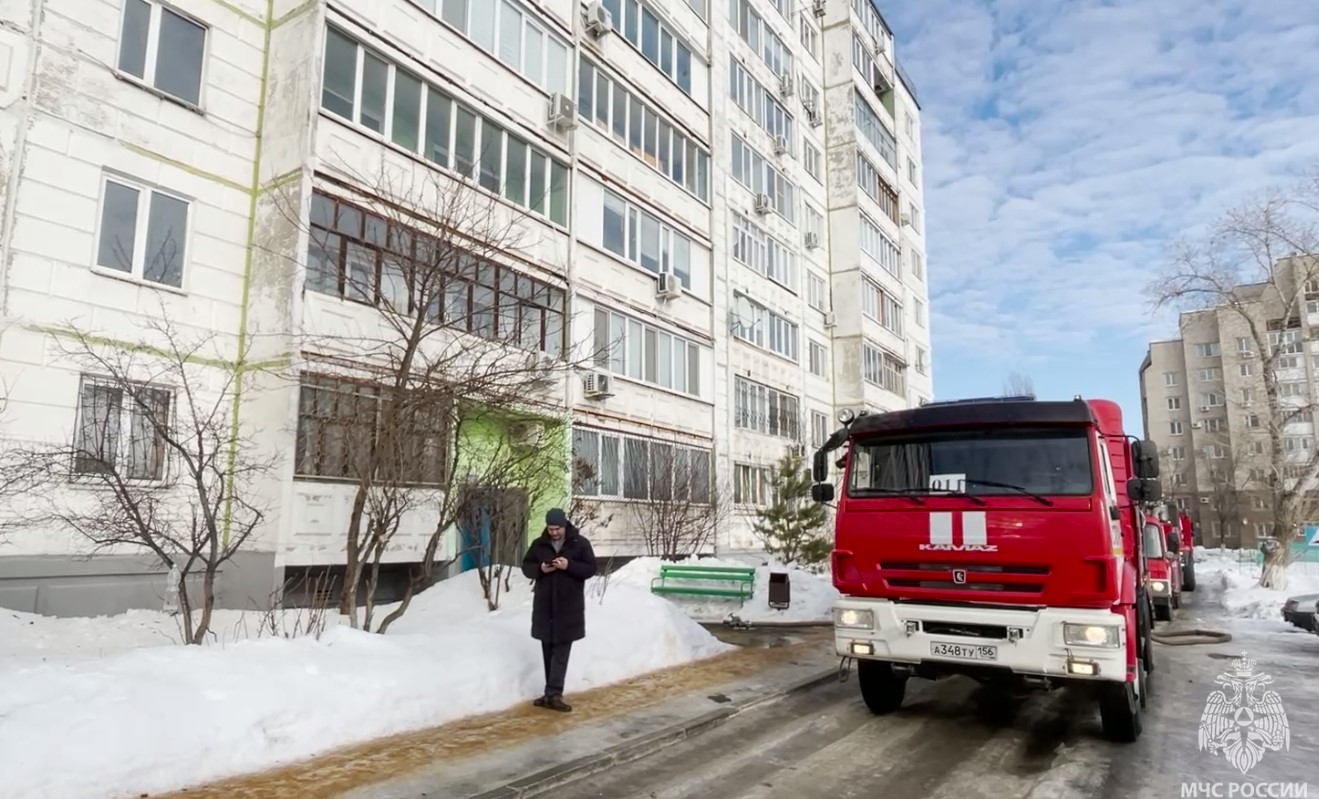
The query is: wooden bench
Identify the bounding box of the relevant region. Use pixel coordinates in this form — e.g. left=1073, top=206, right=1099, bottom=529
left=650, top=564, right=756, bottom=602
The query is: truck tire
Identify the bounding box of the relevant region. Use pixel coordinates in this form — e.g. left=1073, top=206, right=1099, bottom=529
left=1172, top=591, right=1181, bottom=610
left=1099, top=661, right=1144, bottom=743
left=857, top=660, right=907, bottom=715
left=1183, top=558, right=1197, bottom=592
left=1137, top=589, right=1155, bottom=675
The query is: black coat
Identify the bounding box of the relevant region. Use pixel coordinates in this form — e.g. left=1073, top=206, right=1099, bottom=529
left=521, top=524, right=598, bottom=643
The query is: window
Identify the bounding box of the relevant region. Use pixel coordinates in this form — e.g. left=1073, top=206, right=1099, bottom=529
left=573, top=428, right=711, bottom=502
left=1163, top=371, right=1179, bottom=387
left=734, top=462, right=774, bottom=505
left=915, top=346, right=929, bottom=375
left=908, top=205, right=921, bottom=232
left=1204, top=418, right=1224, bottom=433
left=798, top=13, right=819, bottom=60
left=295, top=373, right=449, bottom=484
left=307, top=191, right=566, bottom=357
left=808, top=340, right=827, bottom=377
left=730, top=57, right=795, bottom=151
left=803, top=141, right=822, bottom=182
left=1245, top=414, right=1261, bottom=428
left=1170, top=421, right=1184, bottom=435
left=1237, top=336, right=1253, bottom=354
left=859, top=213, right=900, bottom=276
left=728, top=0, right=793, bottom=77
left=1279, top=381, right=1307, bottom=398
left=593, top=306, right=703, bottom=396
left=599, top=0, right=695, bottom=94
left=1169, top=446, right=1185, bottom=461
left=853, top=90, right=896, bottom=168
left=1197, top=368, right=1221, bottom=381
left=904, top=111, right=915, bottom=139
left=1166, top=396, right=1181, bottom=410
left=798, top=74, right=820, bottom=117
left=320, top=27, right=569, bottom=226
left=601, top=189, right=695, bottom=289
left=117, top=0, right=206, bottom=106
left=420, top=0, right=569, bottom=94
left=804, top=204, right=823, bottom=245
left=95, top=174, right=189, bottom=288
left=732, top=212, right=796, bottom=289
left=730, top=134, right=796, bottom=222
left=1278, top=354, right=1301, bottom=370
left=914, top=300, right=926, bottom=327
left=73, top=375, right=171, bottom=480
left=1193, top=341, right=1221, bottom=357
left=851, top=0, right=887, bottom=45
left=1269, top=328, right=1302, bottom=355
left=862, top=343, right=906, bottom=396
left=910, top=250, right=924, bottom=280
left=1199, top=392, right=1224, bottom=407
left=733, top=293, right=799, bottom=361
left=811, top=411, right=829, bottom=447
left=1242, top=387, right=1255, bottom=404
left=580, top=59, right=710, bottom=201
left=907, top=157, right=918, bottom=185
left=861, top=278, right=902, bottom=335
left=856, top=152, right=899, bottom=224
left=734, top=377, right=801, bottom=439
left=807, top=271, right=828, bottom=311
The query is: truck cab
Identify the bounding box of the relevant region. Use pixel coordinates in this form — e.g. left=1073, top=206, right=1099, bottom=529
left=1144, top=516, right=1181, bottom=621
left=811, top=396, right=1161, bottom=742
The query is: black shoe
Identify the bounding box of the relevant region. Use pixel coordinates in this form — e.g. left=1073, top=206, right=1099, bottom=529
left=546, top=695, right=572, bottom=712
left=533, top=695, right=547, bottom=707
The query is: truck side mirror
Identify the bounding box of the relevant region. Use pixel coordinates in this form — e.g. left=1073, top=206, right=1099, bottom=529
left=1126, top=477, right=1162, bottom=504
left=1165, top=531, right=1180, bottom=552
left=811, top=483, right=835, bottom=503
left=812, top=449, right=829, bottom=483
left=1130, top=439, right=1160, bottom=480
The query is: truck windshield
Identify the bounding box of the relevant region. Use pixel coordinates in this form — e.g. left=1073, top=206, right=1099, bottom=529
left=847, top=427, right=1094, bottom=498
left=1143, top=523, right=1165, bottom=557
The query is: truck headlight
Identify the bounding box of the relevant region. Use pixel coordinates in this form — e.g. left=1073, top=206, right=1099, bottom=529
left=834, top=608, right=874, bottom=629
left=1062, top=623, right=1121, bottom=648
left=1150, top=580, right=1167, bottom=593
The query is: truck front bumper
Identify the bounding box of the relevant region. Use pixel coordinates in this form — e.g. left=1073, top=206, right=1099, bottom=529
left=834, top=598, right=1128, bottom=683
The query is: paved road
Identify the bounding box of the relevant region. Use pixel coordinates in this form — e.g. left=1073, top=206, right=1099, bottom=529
left=553, top=595, right=1319, bottom=799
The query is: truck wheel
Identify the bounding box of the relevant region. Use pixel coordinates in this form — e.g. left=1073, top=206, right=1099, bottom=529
left=1183, top=560, right=1197, bottom=592
left=1172, top=591, right=1181, bottom=610
left=857, top=660, right=907, bottom=715
left=1099, top=662, right=1144, bottom=742
left=1137, top=589, right=1155, bottom=675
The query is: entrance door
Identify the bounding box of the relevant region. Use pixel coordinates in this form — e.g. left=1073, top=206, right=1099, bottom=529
left=457, top=486, right=530, bottom=572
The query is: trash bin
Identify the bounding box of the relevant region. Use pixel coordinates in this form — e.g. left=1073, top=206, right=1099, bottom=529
left=768, top=571, right=790, bottom=609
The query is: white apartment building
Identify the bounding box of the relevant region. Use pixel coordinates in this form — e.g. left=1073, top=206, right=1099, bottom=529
left=0, top=0, right=932, bottom=616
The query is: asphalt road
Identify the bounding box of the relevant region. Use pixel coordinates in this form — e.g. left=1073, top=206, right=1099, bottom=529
left=553, top=595, right=1319, bottom=799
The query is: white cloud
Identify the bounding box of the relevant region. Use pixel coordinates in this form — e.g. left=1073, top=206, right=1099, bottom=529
left=886, top=0, right=1319, bottom=384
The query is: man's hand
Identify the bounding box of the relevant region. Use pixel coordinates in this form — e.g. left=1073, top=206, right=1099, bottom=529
left=540, top=561, right=555, bottom=573
left=553, top=557, right=568, bottom=571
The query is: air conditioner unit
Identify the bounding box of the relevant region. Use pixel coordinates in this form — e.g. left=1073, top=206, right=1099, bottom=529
left=656, top=272, right=683, bottom=300
left=509, top=421, right=545, bottom=448
left=583, top=371, right=615, bottom=399
left=1200, top=497, right=1210, bottom=504
left=822, top=311, right=837, bottom=328
left=872, top=64, right=893, bottom=94
left=1199, top=405, right=1211, bottom=412
left=870, top=34, right=884, bottom=56
left=772, top=135, right=789, bottom=155
left=812, top=0, right=826, bottom=17
left=805, top=102, right=821, bottom=127
left=779, top=72, right=794, bottom=98
left=583, top=0, right=613, bottom=37
left=804, top=231, right=820, bottom=249
left=547, top=93, right=577, bottom=131
left=753, top=193, right=772, bottom=215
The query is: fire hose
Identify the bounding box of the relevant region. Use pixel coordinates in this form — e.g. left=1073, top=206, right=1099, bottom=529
left=1151, top=628, right=1233, bottom=645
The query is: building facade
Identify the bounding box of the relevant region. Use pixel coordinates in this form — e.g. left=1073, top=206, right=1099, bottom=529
left=0, top=0, right=932, bottom=615
left=1138, top=259, right=1319, bottom=549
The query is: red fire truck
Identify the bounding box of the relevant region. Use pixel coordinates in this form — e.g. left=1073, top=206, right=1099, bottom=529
left=1178, top=512, right=1197, bottom=591
left=810, top=396, right=1161, bottom=741
left=1143, top=515, right=1182, bottom=621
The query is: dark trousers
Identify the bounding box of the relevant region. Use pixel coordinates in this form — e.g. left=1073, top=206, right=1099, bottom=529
left=541, top=640, right=573, bottom=698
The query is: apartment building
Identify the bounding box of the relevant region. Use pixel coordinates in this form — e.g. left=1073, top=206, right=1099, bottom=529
left=0, top=0, right=932, bottom=615
left=1138, top=258, right=1319, bottom=549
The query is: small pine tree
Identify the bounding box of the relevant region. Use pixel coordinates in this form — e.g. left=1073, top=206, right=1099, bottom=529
left=753, top=453, right=832, bottom=566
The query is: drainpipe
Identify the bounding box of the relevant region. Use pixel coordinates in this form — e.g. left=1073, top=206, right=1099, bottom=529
left=0, top=0, right=46, bottom=346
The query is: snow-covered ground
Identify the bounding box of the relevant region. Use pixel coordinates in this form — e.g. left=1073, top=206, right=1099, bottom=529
left=610, top=555, right=839, bottom=624
left=1192, top=546, right=1319, bottom=620
left=0, top=569, right=734, bottom=799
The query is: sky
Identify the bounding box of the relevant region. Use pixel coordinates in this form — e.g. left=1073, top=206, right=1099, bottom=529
left=881, top=0, right=1319, bottom=434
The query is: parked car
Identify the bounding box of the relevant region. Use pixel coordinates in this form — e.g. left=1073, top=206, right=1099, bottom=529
left=1281, top=593, right=1319, bottom=631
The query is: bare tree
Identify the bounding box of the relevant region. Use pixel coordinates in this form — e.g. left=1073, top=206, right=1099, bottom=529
left=1002, top=372, right=1036, bottom=397
left=13, top=315, right=276, bottom=644
left=571, top=458, right=618, bottom=604
left=275, top=160, right=597, bottom=631
left=627, top=434, right=730, bottom=560
left=1147, top=169, right=1319, bottom=589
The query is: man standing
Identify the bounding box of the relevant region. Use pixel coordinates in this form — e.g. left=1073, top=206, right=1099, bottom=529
left=521, top=507, right=597, bottom=712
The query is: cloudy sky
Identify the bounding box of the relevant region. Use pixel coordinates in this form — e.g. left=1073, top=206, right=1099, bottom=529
left=882, top=0, right=1319, bottom=430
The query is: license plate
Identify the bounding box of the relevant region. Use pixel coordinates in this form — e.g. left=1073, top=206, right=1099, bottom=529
left=930, top=641, right=998, bottom=661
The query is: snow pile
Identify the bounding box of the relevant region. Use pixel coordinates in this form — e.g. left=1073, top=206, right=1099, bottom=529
left=609, top=556, right=839, bottom=623
left=0, top=570, right=733, bottom=799
left=1193, top=546, right=1319, bottom=620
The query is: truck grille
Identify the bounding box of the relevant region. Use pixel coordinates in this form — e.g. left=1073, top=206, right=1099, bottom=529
left=880, top=561, right=1049, bottom=595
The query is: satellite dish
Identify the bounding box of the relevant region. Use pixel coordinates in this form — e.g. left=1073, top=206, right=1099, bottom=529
left=734, top=294, right=754, bottom=323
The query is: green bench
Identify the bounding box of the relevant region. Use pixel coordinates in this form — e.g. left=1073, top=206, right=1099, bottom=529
left=650, top=564, right=756, bottom=602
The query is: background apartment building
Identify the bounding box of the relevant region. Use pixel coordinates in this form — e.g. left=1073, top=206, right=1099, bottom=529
left=1138, top=258, right=1319, bottom=549
left=0, top=0, right=932, bottom=615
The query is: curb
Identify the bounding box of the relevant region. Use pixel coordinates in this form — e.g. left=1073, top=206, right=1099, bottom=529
left=466, top=667, right=839, bottom=799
